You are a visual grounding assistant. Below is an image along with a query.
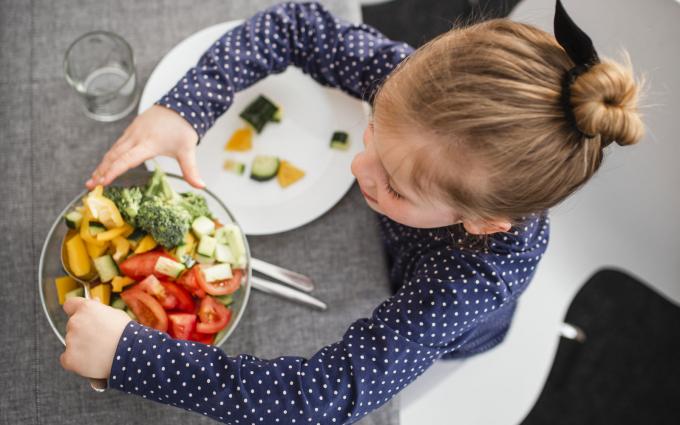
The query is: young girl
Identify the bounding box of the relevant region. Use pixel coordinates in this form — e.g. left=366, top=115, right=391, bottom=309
left=64, top=1, right=643, bottom=423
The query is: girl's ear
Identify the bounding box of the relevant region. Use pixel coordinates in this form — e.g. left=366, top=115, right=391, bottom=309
left=463, top=218, right=512, bottom=235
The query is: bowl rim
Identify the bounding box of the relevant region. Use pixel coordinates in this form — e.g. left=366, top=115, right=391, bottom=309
left=38, top=170, right=252, bottom=347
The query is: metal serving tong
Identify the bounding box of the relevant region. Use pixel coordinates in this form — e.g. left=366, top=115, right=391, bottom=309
left=250, top=258, right=326, bottom=311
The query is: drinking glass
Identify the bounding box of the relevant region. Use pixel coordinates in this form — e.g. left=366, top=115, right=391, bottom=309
left=64, top=31, right=139, bottom=122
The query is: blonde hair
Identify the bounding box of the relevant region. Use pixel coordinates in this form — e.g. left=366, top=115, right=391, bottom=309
left=374, top=19, right=644, bottom=223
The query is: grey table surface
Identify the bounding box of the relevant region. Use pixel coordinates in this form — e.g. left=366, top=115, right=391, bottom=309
left=0, top=1, right=399, bottom=424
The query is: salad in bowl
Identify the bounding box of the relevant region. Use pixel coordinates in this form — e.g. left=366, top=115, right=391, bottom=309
left=40, top=168, right=251, bottom=346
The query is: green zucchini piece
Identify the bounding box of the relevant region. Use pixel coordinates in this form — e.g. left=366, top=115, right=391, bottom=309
left=270, top=108, right=283, bottom=123
left=111, top=297, right=126, bottom=310
left=192, top=216, right=215, bottom=238
left=330, top=131, right=350, bottom=150
left=215, top=243, right=234, bottom=263
left=239, top=95, right=279, bottom=133
left=215, top=294, right=233, bottom=306
left=88, top=221, right=106, bottom=236
left=93, top=255, right=120, bottom=282
left=154, top=256, right=186, bottom=279
left=250, top=155, right=280, bottom=182
left=202, top=263, right=232, bottom=282
left=197, top=235, right=217, bottom=258
left=64, top=211, right=83, bottom=230
left=64, top=286, right=84, bottom=301
left=223, top=159, right=246, bottom=175
left=195, top=253, right=216, bottom=265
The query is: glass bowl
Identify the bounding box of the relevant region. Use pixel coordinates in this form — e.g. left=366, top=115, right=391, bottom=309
left=38, top=168, right=252, bottom=347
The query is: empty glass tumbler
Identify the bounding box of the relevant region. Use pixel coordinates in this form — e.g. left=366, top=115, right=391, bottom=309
left=64, top=31, right=139, bottom=122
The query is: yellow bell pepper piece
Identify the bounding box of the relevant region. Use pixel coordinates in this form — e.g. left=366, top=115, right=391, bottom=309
left=111, top=236, right=131, bottom=263
left=111, top=276, right=135, bottom=293
left=96, top=223, right=133, bottom=242
left=91, top=185, right=104, bottom=197
left=121, top=224, right=135, bottom=238
left=66, top=234, right=91, bottom=277
left=55, top=276, right=79, bottom=305
left=90, top=283, right=112, bottom=305
left=86, top=240, right=109, bottom=258
left=277, top=160, right=306, bottom=188
left=85, top=193, right=124, bottom=229
left=225, top=127, right=253, bottom=151
left=134, top=234, right=158, bottom=254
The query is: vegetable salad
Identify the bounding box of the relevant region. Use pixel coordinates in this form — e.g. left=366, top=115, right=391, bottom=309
left=56, top=169, right=247, bottom=345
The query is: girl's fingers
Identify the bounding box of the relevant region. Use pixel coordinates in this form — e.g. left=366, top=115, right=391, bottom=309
left=178, top=149, right=205, bottom=188
left=59, top=352, right=72, bottom=371
left=101, top=144, right=152, bottom=185
left=88, top=138, right=135, bottom=188
left=63, top=296, right=87, bottom=316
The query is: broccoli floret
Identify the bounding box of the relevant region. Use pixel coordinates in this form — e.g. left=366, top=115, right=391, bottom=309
left=132, top=167, right=214, bottom=248
left=135, top=197, right=191, bottom=248
left=104, top=186, right=143, bottom=226
left=179, top=192, right=212, bottom=220
left=145, top=167, right=178, bottom=201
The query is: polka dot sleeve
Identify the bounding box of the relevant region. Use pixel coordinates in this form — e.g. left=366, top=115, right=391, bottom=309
left=156, top=1, right=413, bottom=138
left=108, top=221, right=547, bottom=425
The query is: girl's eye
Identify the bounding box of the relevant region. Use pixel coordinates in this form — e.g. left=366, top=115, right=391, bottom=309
left=385, top=183, right=403, bottom=200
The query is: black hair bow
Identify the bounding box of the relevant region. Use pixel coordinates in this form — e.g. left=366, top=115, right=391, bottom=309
left=554, top=0, right=601, bottom=140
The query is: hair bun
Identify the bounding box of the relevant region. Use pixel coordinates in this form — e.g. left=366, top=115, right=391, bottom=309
left=569, top=56, right=644, bottom=146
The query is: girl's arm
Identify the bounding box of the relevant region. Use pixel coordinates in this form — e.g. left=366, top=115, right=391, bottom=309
left=157, top=1, right=413, bottom=137
left=86, top=2, right=411, bottom=190
left=108, top=251, right=517, bottom=424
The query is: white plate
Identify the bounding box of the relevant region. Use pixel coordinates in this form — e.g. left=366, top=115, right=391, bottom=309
left=139, top=21, right=368, bottom=235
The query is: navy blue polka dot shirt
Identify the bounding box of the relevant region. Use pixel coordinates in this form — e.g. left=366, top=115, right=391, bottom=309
left=110, top=2, right=550, bottom=423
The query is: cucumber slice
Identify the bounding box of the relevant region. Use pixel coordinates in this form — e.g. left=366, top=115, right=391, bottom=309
left=250, top=155, right=280, bottom=182
left=330, top=131, right=350, bottom=150
left=215, top=294, right=233, bottom=306
left=195, top=254, right=215, bottom=265
left=93, top=255, right=120, bottom=282
left=221, top=224, right=247, bottom=265
left=89, top=221, right=106, bottom=236
left=64, top=286, right=84, bottom=301
left=214, top=227, right=229, bottom=245
left=202, top=263, right=232, bottom=282
left=64, top=211, right=83, bottom=230
left=197, top=235, right=217, bottom=258
left=111, top=297, right=126, bottom=310
left=215, top=243, right=234, bottom=263
left=223, top=159, right=246, bottom=175
left=154, top=256, right=186, bottom=279
left=192, top=216, right=215, bottom=238
left=174, top=243, right=190, bottom=259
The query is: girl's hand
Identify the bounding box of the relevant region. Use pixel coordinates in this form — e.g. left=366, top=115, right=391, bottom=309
left=60, top=297, right=131, bottom=380
left=86, top=105, right=205, bottom=189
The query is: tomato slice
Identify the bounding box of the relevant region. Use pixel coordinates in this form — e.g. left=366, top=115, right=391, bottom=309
left=161, top=281, right=195, bottom=313
left=120, top=288, right=168, bottom=332
left=196, top=296, right=232, bottom=334
left=177, top=266, right=206, bottom=299
left=188, top=330, right=215, bottom=345
left=168, top=313, right=196, bottom=340
left=198, top=268, right=243, bottom=296
left=138, top=275, right=177, bottom=310
left=119, top=250, right=173, bottom=281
